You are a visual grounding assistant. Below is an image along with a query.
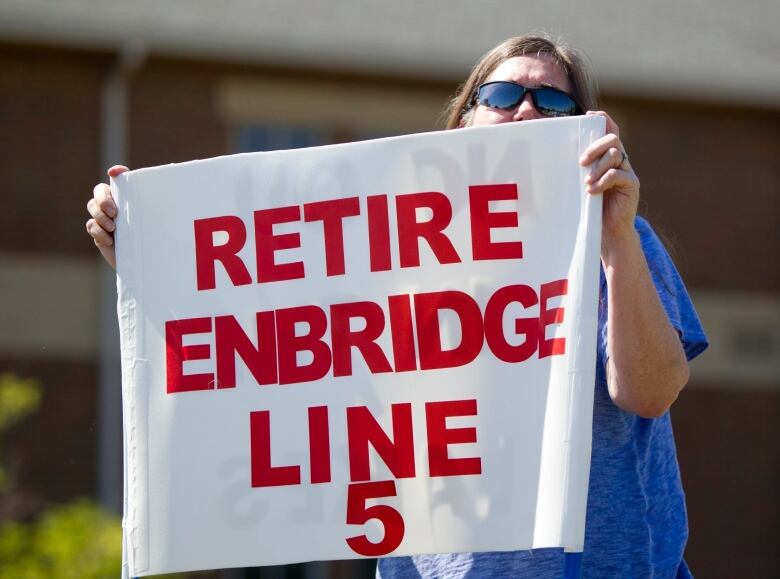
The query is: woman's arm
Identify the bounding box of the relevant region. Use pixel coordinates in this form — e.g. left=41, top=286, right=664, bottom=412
left=601, top=228, right=690, bottom=417
left=580, top=112, right=689, bottom=418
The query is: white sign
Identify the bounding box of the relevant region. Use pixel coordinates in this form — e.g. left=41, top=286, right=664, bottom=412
left=115, top=116, right=604, bottom=577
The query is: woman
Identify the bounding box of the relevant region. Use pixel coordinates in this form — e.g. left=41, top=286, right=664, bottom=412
left=378, top=36, right=708, bottom=579
left=86, top=35, right=707, bottom=578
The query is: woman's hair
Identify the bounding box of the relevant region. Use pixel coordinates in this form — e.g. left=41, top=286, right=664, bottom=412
left=444, top=35, right=599, bottom=129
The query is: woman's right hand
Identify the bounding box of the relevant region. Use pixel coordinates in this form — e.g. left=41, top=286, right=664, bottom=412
left=86, top=165, right=129, bottom=270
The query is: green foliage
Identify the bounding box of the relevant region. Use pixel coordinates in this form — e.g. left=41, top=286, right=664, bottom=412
left=0, top=373, right=42, bottom=493
left=0, top=374, right=190, bottom=578
left=0, top=499, right=122, bottom=579
left=0, top=373, right=41, bottom=431
left=0, top=376, right=122, bottom=577
left=0, top=375, right=124, bottom=578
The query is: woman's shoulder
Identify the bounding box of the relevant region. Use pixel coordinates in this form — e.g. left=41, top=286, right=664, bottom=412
left=632, top=216, right=669, bottom=264
left=631, top=216, right=709, bottom=360
left=633, top=215, right=656, bottom=238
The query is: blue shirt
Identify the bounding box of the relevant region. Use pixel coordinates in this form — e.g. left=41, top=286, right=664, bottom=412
left=378, top=217, right=708, bottom=579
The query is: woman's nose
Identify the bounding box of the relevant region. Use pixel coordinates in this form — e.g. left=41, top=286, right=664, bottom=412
left=512, top=93, right=542, bottom=121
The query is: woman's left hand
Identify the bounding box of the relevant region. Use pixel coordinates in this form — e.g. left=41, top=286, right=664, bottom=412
left=579, top=111, right=640, bottom=253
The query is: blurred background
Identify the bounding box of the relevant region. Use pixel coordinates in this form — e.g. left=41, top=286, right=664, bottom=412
left=0, top=1, right=777, bottom=577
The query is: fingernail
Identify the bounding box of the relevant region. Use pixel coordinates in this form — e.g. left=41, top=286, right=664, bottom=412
left=106, top=206, right=116, bottom=218
left=106, top=221, right=115, bottom=232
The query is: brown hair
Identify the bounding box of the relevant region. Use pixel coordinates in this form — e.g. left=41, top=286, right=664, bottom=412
left=444, top=35, right=599, bottom=129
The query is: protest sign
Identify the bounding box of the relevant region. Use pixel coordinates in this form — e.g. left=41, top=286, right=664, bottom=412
left=114, top=115, right=604, bottom=576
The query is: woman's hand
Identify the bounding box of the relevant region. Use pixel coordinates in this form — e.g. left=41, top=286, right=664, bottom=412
left=85, top=165, right=128, bottom=270
left=579, top=111, right=640, bottom=257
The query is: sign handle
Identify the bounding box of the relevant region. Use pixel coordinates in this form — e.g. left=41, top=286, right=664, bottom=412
left=564, top=551, right=582, bottom=579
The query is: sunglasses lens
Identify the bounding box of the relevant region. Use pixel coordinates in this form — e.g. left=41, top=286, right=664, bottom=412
left=533, top=88, right=579, bottom=117
left=477, top=82, right=580, bottom=117
left=477, top=83, right=524, bottom=110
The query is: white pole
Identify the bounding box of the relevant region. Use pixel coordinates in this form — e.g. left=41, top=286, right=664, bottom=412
left=98, top=42, right=145, bottom=579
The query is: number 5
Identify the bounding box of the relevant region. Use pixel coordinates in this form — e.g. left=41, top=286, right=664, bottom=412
left=345, top=480, right=405, bottom=556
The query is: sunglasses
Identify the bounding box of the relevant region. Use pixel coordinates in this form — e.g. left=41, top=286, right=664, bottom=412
left=474, top=81, right=582, bottom=118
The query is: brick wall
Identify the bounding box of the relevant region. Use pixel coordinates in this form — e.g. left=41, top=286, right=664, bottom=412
left=673, top=388, right=779, bottom=578
left=0, top=359, right=98, bottom=518
left=0, top=44, right=105, bottom=256
left=603, top=97, right=779, bottom=293
left=129, top=58, right=229, bottom=168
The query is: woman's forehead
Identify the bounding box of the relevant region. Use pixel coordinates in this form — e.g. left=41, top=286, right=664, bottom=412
left=486, top=55, right=571, bottom=92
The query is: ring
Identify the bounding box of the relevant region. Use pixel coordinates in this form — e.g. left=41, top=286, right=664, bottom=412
left=620, top=151, right=629, bottom=168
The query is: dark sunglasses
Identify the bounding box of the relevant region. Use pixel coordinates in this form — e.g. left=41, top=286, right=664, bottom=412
left=474, top=81, right=582, bottom=118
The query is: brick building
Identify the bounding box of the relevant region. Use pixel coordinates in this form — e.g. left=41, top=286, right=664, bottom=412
left=0, top=1, right=777, bottom=578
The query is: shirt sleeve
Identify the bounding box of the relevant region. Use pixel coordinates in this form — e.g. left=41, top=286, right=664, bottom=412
left=634, top=216, right=709, bottom=361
